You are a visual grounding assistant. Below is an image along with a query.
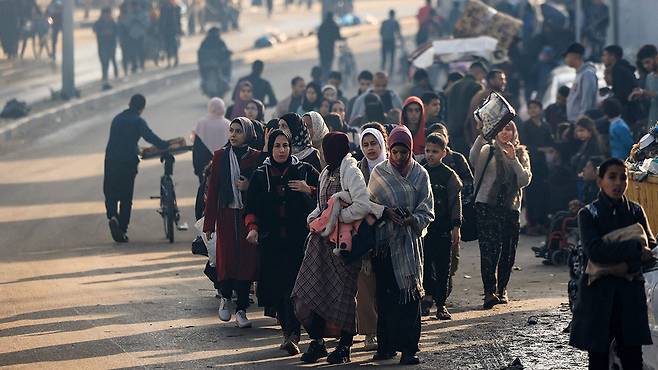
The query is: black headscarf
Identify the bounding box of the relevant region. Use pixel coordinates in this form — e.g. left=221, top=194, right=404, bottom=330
left=323, top=132, right=350, bottom=172
left=301, top=82, right=322, bottom=112
left=364, top=93, right=386, bottom=123
left=267, top=129, right=293, bottom=171
left=280, top=112, right=312, bottom=153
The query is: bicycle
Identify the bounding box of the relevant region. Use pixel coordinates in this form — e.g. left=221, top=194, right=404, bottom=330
left=142, top=141, right=191, bottom=243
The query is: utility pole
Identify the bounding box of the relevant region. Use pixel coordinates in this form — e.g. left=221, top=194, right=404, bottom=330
left=62, top=0, right=76, bottom=99
left=575, top=0, right=582, bottom=43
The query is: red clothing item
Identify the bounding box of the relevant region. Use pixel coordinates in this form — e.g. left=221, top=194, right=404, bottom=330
left=400, top=96, right=426, bottom=156
left=203, top=147, right=263, bottom=282
left=417, top=5, right=432, bottom=26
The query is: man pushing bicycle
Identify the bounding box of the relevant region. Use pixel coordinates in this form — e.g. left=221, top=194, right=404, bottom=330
left=104, top=94, right=170, bottom=243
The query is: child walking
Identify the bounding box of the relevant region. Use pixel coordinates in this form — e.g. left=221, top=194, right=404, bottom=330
left=421, top=133, right=463, bottom=320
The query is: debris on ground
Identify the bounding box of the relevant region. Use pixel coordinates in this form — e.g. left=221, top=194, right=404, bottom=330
left=527, top=316, right=539, bottom=325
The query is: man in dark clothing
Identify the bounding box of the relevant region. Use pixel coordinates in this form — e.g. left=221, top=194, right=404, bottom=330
left=159, top=0, right=182, bottom=67
left=380, top=9, right=401, bottom=77
left=422, top=92, right=442, bottom=126
left=104, top=94, right=169, bottom=242
left=545, top=85, right=570, bottom=138
left=346, top=70, right=373, bottom=119
left=47, top=0, right=63, bottom=61
left=0, top=0, right=22, bottom=59
left=445, top=62, right=486, bottom=155
left=233, top=60, right=278, bottom=108
left=582, top=0, right=609, bottom=62
left=602, top=45, right=639, bottom=125
left=317, top=12, right=342, bottom=79
left=93, top=7, right=119, bottom=89
left=405, top=68, right=434, bottom=100
left=276, top=76, right=305, bottom=117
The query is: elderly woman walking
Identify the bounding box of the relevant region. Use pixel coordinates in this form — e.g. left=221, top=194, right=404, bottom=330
left=291, top=132, right=371, bottom=364
left=469, top=122, right=532, bottom=309
left=368, top=126, right=435, bottom=365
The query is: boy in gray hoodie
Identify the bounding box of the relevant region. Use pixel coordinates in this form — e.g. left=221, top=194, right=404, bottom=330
left=564, top=43, right=599, bottom=122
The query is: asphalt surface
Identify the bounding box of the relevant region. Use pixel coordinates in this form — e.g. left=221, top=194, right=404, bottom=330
left=0, top=0, right=418, bottom=106
left=0, top=1, right=597, bottom=368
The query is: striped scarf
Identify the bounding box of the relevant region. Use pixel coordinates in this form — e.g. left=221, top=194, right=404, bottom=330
left=368, top=160, right=435, bottom=303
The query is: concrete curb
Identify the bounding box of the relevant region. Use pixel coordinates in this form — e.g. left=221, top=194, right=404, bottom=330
left=0, top=65, right=198, bottom=145
left=0, top=15, right=416, bottom=149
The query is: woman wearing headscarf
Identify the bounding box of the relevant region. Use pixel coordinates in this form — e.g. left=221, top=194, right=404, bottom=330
left=297, top=82, right=322, bottom=115
left=244, top=98, right=265, bottom=122
left=349, top=93, right=387, bottom=127
left=302, top=111, right=329, bottom=151
left=203, top=117, right=264, bottom=329
left=322, top=84, right=339, bottom=103
left=244, top=129, right=320, bottom=356
left=193, top=97, right=230, bottom=184
left=291, top=132, right=371, bottom=365
left=278, top=112, right=322, bottom=172
left=355, top=122, right=388, bottom=351
left=368, top=125, right=434, bottom=365
left=192, top=97, right=230, bottom=223
left=226, top=80, right=253, bottom=119
left=400, top=96, right=427, bottom=158
left=469, top=122, right=532, bottom=309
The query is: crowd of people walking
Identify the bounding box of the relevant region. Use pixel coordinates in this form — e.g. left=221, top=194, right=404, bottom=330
left=97, top=0, right=658, bottom=368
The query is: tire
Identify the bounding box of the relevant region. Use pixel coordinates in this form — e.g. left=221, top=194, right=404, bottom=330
left=165, top=209, right=175, bottom=243
left=551, top=249, right=569, bottom=266
left=161, top=176, right=176, bottom=243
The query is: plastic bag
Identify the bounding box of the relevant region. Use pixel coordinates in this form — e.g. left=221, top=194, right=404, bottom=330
left=195, top=217, right=216, bottom=267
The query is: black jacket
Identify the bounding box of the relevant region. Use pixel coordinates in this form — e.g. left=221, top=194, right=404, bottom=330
left=570, top=194, right=655, bottom=352
left=244, top=158, right=319, bottom=306
left=232, top=74, right=278, bottom=108
left=104, top=109, right=168, bottom=165
left=611, top=59, right=637, bottom=107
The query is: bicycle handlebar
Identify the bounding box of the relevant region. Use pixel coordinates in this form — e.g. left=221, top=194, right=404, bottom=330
left=140, top=145, right=193, bottom=160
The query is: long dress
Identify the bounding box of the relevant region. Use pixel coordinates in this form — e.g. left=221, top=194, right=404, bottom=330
left=291, top=167, right=362, bottom=336
left=203, top=147, right=263, bottom=283
left=244, top=159, right=319, bottom=328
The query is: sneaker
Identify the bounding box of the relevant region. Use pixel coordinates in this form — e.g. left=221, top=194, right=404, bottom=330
left=281, top=333, right=300, bottom=356
left=235, top=310, right=252, bottom=328
left=363, top=334, right=378, bottom=351
left=301, top=340, right=328, bottom=363
left=400, top=353, right=421, bottom=365
left=327, top=345, right=351, bottom=364
left=108, top=217, right=123, bottom=242
left=218, top=298, right=231, bottom=322
left=497, top=291, right=509, bottom=304
left=435, top=305, right=452, bottom=320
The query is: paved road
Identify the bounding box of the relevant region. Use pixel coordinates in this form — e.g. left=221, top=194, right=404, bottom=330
left=0, top=2, right=591, bottom=368
left=0, top=0, right=419, bottom=107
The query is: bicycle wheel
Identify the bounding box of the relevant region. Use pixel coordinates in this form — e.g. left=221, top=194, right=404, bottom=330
left=161, top=176, right=175, bottom=243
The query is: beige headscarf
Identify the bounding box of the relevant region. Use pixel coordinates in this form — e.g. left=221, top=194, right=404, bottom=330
left=194, top=97, right=230, bottom=152
left=304, top=111, right=329, bottom=149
